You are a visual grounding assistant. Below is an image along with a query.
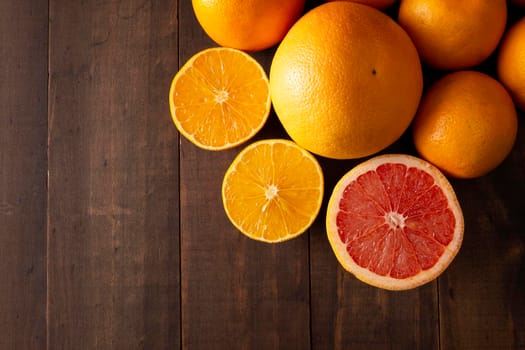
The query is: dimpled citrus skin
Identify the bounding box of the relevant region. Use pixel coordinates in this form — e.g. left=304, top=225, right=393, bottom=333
left=324, top=0, right=397, bottom=10
left=192, top=0, right=305, bottom=51
left=270, top=2, right=423, bottom=159
left=398, top=0, right=507, bottom=70
left=498, top=17, right=525, bottom=111
left=412, top=71, right=518, bottom=179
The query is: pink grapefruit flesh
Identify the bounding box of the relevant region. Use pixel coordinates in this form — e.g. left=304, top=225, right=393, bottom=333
left=326, top=154, right=464, bottom=290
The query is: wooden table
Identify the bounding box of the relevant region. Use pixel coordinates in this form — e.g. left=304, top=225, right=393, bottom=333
left=1, top=0, right=524, bottom=348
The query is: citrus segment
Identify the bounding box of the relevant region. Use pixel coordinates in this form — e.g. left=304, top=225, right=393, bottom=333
left=222, top=139, right=324, bottom=243
left=169, top=47, right=270, bottom=150
left=326, top=154, right=464, bottom=290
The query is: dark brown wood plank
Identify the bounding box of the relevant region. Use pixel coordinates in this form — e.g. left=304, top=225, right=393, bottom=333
left=47, top=1, right=180, bottom=348
left=283, top=0, right=441, bottom=345
left=178, top=2, right=311, bottom=349
left=180, top=148, right=310, bottom=349
left=304, top=0, right=439, bottom=347
left=439, top=114, right=525, bottom=350
left=436, top=8, right=525, bottom=349
left=0, top=1, right=48, bottom=348
left=310, top=156, right=439, bottom=350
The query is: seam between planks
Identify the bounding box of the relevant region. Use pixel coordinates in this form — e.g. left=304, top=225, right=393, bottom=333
left=176, top=1, right=182, bottom=349
left=437, top=278, right=441, bottom=350
left=308, top=231, right=313, bottom=350
left=45, top=0, right=51, bottom=349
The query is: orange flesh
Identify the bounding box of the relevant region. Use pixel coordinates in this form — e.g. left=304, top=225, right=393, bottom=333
left=336, top=163, right=455, bottom=279
left=223, top=140, right=323, bottom=242
left=172, top=49, right=269, bottom=149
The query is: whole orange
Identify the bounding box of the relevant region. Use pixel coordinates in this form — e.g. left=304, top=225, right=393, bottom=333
left=398, top=0, right=507, bottom=70
left=324, top=0, right=397, bottom=10
left=192, top=0, right=305, bottom=51
left=412, top=71, right=518, bottom=179
left=270, top=2, right=423, bottom=159
left=498, top=17, right=525, bottom=111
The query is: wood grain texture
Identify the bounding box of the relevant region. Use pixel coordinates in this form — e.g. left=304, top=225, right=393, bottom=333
left=47, top=0, right=180, bottom=348
left=180, top=148, right=310, bottom=349
left=0, top=0, right=523, bottom=348
left=439, top=117, right=525, bottom=350
left=310, top=156, right=439, bottom=350
left=0, top=1, right=48, bottom=348
left=437, top=10, right=525, bottom=349
left=178, top=2, right=310, bottom=349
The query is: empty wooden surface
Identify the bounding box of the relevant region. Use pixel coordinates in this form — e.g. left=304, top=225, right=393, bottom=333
left=0, top=0, right=48, bottom=348
left=47, top=0, right=180, bottom=348
left=1, top=0, right=524, bottom=349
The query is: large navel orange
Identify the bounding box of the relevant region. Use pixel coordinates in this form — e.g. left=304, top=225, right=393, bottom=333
left=498, top=17, right=525, bottom=111
left=398, top=0, right=507, bottom=70
left=412, top=71, right=518, bottom=179
left=192, top=0, right=305, bottom=51
left=270, top=2, right=423, bottom=160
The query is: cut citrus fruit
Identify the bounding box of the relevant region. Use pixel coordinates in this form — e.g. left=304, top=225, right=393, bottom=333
left=169, top=47, right=271, bottom=150
left=222, top=139, right=324, bottom=243
left=326, top=154, right=464, bottom=290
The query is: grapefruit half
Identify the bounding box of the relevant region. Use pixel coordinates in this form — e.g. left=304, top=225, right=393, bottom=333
left=326, top=154, right=464, bottom=290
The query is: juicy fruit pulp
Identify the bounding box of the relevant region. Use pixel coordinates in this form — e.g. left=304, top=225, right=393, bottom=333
left=169, top=47, right=270, bottom=150
left=222, top=139, right=324, bottom=243
left=270, top=1, right=423, bottom=159
left=326, top=154, right=464, bottom=290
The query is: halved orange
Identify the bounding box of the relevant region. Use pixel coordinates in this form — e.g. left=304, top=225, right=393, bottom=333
left=222, top=139, right=324, bottom=242
left=326, top=154, right=464, bottom=290
left=169, top=47, right=271, bottom=150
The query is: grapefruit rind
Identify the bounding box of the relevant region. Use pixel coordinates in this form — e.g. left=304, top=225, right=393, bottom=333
left=326, top=154, right=464, bottom=290
left=222, top=139, right=324, bottom=243
left=269, top=2, right=423, bottom=160
left=169, top=47, right=271, bottom=151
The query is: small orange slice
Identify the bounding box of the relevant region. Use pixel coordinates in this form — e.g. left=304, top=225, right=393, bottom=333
left=326, top=154, right=464, bottom=290
left=169, top=47, right=271, bottom=150
left=222, top=139, right=324, bottom=242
